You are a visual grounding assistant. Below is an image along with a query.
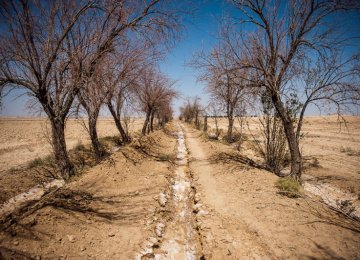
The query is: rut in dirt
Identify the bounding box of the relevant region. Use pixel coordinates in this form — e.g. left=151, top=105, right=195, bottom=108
left=152, top=124, right=202, bottom=259
left=136, top=124, right=203, bottom=259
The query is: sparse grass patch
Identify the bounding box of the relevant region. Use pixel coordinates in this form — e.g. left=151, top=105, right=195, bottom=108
left=340, top=146, right=360, bottom=156
left=28, top=157, right=44, bottom=168
left=157, top=154, right=172, bottom=162
left=74, top=141, right=86, bottom=152
left=27, top=155, right=56, bottom=169
left=275, top=177, right=301, bottom=198
left=99, top=135, right=123, bottom=147
left=27, top=157, right=45, bottom=169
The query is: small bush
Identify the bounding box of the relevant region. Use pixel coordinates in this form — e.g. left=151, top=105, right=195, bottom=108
left=100, top=135, right=123, bottom=146
left=74, top=141, right=86, bottom=152
left=157, top=154, right=172, bottom=162
left=28, top=157, right=44, bottom=168
left=340, top=146, right=360, bottom=156
left=275, top=177, right=301, bottom=198
left=27, top=155, right=55, bottom=169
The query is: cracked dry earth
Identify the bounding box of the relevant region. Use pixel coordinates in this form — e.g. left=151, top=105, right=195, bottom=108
left=1, top=121, right=360, bottom=259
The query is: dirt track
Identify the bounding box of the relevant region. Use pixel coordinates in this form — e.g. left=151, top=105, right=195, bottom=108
left=0, top=121, right=360, bottom=259
left=183, top=123, right=360, bottom=259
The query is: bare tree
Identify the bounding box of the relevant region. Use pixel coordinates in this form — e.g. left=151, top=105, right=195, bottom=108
left=135, top=68, right=177, bottom=135
left=296, top=53, right=360, bottom=141
left=179, top=97, right=202, bottom=128
left=156, top=99, right=174, bottom=128
left=193, top=41, right=248, bottom=142
left=0, top=1, right=97, bottom=179
left=208, top=101, right=222, bottom=139
left=77, top=67, right=109, bottom=161
left=0, top=0, right=183, bottom=179
left=226, top=0, right=360, bottom=180
left=104, top=42, right=156, bottom=143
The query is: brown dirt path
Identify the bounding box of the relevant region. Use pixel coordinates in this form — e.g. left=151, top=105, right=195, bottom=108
left=183, top=123, right=360, bottom=259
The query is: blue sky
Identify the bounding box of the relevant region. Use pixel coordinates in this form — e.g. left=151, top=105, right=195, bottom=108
left=1, top=0, right=227, bottom=117
left=159, top=0, right=228, bottom=115
left=1, top=0, right=359, bottom=116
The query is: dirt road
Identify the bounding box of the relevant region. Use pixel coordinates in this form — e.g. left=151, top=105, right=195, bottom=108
left=183, top=123, right=360, bottom=259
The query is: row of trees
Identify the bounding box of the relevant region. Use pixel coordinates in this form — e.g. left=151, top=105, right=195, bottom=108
left=192, top=0, right=360, bottom=180
left=0, top=0, right=182, bottom=179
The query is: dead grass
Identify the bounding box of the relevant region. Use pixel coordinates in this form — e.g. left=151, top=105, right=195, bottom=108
left=275, top=177, right=301, bottom=198
left=99, top=135, right=123, bottom=147
left=27, top=155, right=55, bottom=169
left=340, top=146, right=360, bottom=156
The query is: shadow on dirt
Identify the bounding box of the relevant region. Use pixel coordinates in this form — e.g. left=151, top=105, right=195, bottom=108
left=0, top=246, right=33, bottom=260
left=130, top=135, right=175, bottom=164
left=209, top=151, right=276, bottom=174
left=302, top=241, right=347, bottom=260
left=0, top=187, right=155, bottom=237
left=299, top=199, right=360, bottom=234
left=304, top=175, right=347, bottom=183
left=210, top=152, right=360, bottom=234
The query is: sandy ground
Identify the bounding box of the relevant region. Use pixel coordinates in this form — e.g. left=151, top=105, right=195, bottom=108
left=0, top=126, right=177, bottom=259
left=0, top=117, right=145, bottom=205
left=207, top=115, right=360, bottom=196
left=0, top=118, right=144, bottom=172
left=184, top=124, right=360, bottom=259
left=0, top=119, right=359, bottom=259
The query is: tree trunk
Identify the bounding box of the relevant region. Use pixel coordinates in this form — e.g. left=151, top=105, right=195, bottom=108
left=271, top=92, right=302, bottom=180
left=203, top=115, right=208, bottom=132
left=107, top=103, right=130, bottom=143
left=195, top=112, right=199, bottom=129
left=150, top=111, right=155, bottom=132
left=142, top=111, right=151, bottom=135
left=88, top=114, right=104, bottom=161
left=227, top=115, right=234, bottom=143
left=50, top=117, right=74, bottom=180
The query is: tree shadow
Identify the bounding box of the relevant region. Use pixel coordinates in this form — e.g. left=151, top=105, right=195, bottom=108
left=304, top=175, right=347, bottom=183
left=0, top=246, right=33, bottom=260
left=0, top=187, right=157, bottom=239
left=131, top=136, right=175, bottom=164
left=302, top=241, right=346, bottom=260
left=209, top=151, right=275, bottom=174
left=297, top=197, right=360, bottom=234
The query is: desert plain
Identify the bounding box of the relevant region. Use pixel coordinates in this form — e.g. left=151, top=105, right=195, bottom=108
left=0, top=116, right=359, bottom=259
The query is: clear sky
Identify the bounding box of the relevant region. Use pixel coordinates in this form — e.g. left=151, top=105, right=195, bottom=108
left=0, top=0, right=228, bottom=117
left=159, top=0, right=231, bottom=115
left=1, top=0, right=359, bottom=117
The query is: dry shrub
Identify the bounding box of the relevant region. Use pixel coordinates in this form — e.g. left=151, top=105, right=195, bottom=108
left=275, top=177, right=301, bottom=198
left=27, top=157, right=44, bottom=168
left=231, top=132, right=246, bottom=151
left=340, top=146, right=360, bottom=156
left=74, top=141, right=86, bottom=152
left=99, top=135, right=123, bottom=147
left=250, top=116, right=289, bottom=175
left=27, top=155, right=55, bottom=169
